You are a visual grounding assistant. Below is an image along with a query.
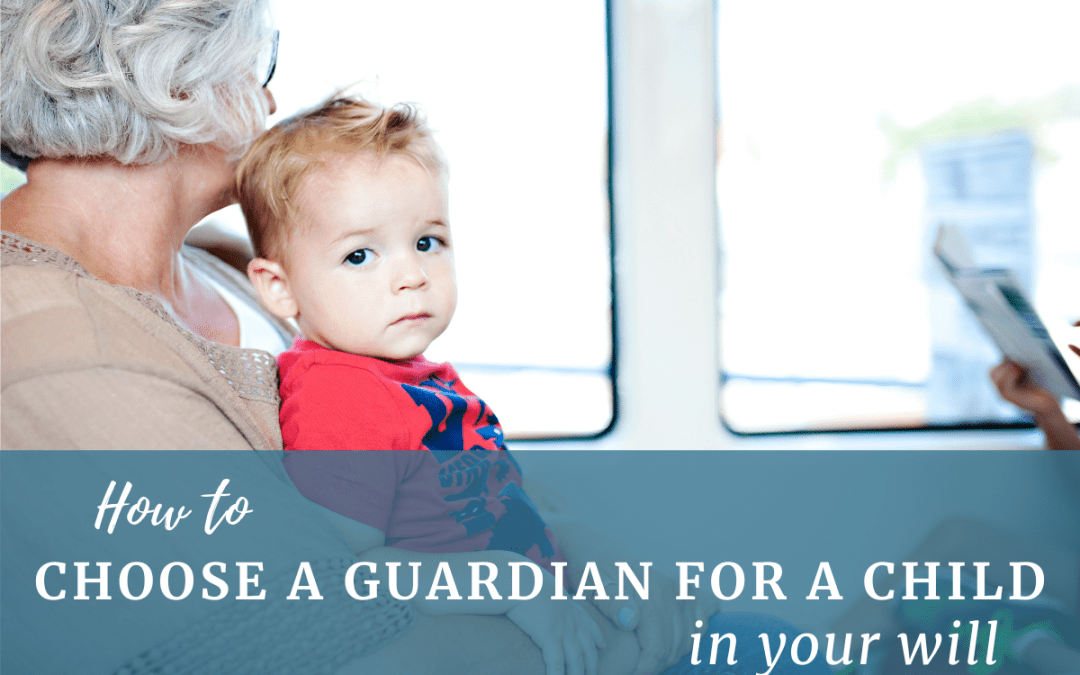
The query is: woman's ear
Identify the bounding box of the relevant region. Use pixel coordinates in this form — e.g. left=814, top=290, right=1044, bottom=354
left=247, top=257, right=298, bottom=320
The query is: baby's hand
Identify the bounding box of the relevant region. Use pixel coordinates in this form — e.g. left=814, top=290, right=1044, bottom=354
left=506, top=595, right=607, bottom=675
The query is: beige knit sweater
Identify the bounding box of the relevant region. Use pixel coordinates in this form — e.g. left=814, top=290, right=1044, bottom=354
left=1, top=231, right=294, bottom=449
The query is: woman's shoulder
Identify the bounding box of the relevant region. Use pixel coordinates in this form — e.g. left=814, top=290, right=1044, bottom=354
left=2, top=230, right=101, bottom=335
left=2, top=229, right=88, bottom=274
left=3, top=230, right=117, bottom=375
left=2, top=231, right=272, bottom=383
left=1, top=230, right=282, bottom=449
left=3, top=230, right=195, bottom=380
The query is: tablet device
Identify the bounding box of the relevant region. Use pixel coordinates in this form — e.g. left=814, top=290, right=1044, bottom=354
left=934, top=224, right=1080, bottom=401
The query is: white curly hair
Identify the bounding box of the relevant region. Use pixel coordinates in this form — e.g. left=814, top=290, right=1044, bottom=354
left=1, top=0, right=274, bottom=165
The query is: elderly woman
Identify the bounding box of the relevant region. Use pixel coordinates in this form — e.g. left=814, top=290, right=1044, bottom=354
left=1, top=0, right=291, bottom=448
left=2, top=1, right=407, bottom=671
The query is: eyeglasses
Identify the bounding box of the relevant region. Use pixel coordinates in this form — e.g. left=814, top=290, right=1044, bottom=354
left=258, top=29, right=279, bottom=88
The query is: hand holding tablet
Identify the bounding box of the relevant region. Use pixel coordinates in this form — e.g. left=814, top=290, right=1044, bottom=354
left=933, top=223, right=1080, bottom=403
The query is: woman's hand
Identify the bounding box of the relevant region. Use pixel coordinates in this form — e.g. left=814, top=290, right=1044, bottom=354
left=588, top=570, right=718, bottom=675
left=506, top=595, right=607, bottom=675
left=543, top=511, right=720, bottom=675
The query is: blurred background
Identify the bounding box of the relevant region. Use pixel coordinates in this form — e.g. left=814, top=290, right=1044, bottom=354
left=717, top=0, right=1080, bottom=433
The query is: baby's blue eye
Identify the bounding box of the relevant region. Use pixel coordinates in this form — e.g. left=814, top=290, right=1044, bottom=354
left=417, top=236, right=442, bottom=252
left=344, top=249, right=372, bottom=266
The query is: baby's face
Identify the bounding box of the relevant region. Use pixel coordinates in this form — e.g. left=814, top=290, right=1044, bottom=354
left=283, top=151, right=456, bottom=361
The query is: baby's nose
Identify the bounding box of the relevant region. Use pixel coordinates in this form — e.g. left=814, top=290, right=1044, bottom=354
left=395, top=254, right=429, bottom=290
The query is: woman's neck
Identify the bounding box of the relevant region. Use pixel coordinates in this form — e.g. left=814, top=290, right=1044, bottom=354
left=2, top=148, right=240, bottom=345
left=5, top=150, right=229, bottom=290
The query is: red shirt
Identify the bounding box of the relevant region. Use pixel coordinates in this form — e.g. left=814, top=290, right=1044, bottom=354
left=277, top=339, right=504, bottom=451
left=278, top=339, right=566, bottom=571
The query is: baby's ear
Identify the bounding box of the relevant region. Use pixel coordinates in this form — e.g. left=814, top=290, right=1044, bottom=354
left=247, top=257, right=298, bottom=320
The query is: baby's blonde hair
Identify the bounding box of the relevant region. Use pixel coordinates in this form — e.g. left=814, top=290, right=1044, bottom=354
left=235, top=95, right=444, bottom=260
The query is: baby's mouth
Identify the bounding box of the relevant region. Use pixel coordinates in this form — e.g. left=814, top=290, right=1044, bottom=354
left=393, top=313, right=431, bottom=325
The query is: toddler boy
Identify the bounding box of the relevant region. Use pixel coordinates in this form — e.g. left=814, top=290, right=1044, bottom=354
left=235, top=95, right=609, bottom=674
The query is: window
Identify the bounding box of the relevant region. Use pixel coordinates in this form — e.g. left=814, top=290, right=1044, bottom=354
left=717, top=1, right=1080, bottom=433
left=203, top=0, right=615, bottom=438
